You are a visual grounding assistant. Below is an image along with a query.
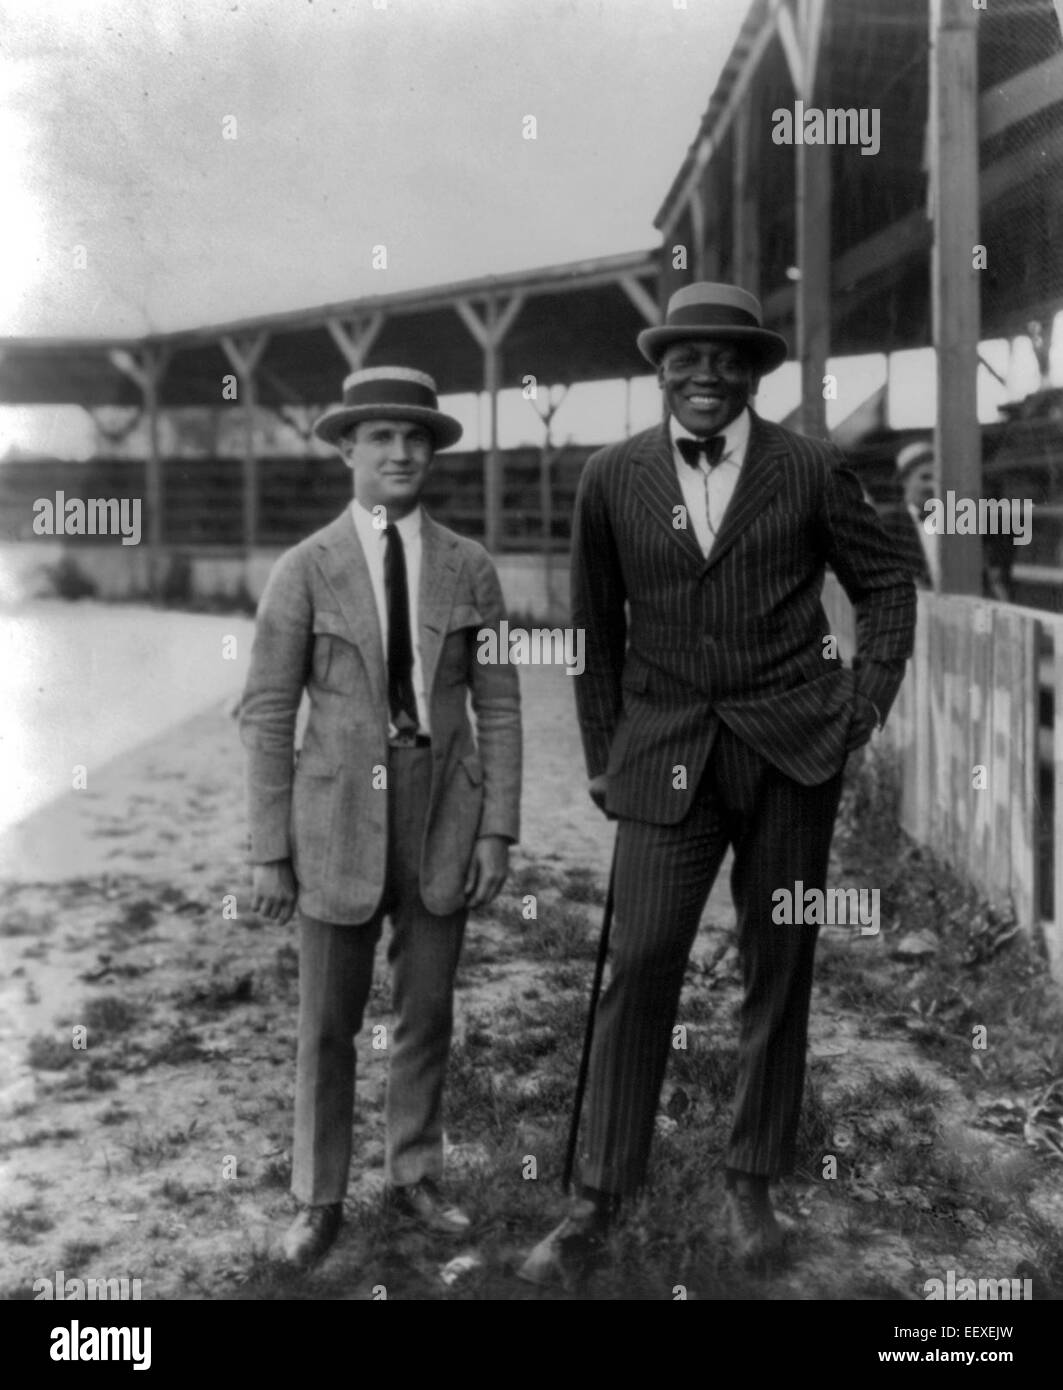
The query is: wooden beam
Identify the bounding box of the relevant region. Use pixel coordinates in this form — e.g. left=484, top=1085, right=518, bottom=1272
left=455, top=293, right=525, bottom=553
left=776, top=0, right=804, bottom=93
left=794, top=0, right=830, bottom=440
left=220, top=331, right=269, bottom=558
left=659, top=13, right=779, bottom=238
left=107, top=345, right=169, bottom=594
left=688, top=186, right=706, bottom=279
left=732, top=90, right=760, bottom=298
left=325, top=312, right=384, bottom=370
left=798, top=0, right=826, bottom=99
left=1053, top=620, right=1063, bottom=981
left=930, top=0, right=982, bottom=597
left=980, top=52, right=1063, bottom=142
left=619, top=273, right=661, bottom=326
left=795, top=140, right=830, bottom=439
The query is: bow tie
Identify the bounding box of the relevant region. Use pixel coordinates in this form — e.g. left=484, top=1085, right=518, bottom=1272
left=677, top=435, right=726, bottom=469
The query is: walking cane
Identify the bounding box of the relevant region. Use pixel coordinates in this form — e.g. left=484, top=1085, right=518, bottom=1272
left=561, top=836, right=618, bottom=1193
left=517, top=836, right=618, bottom=1286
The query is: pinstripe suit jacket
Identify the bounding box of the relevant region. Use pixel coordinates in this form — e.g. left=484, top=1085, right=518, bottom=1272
left=571, top=412, right=916, bottom=822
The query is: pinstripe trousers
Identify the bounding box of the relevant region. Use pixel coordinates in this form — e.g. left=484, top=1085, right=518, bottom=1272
left=580, top=722, right=844, bottom=1195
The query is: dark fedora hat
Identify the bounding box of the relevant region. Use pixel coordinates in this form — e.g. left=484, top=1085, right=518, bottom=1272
left=313, top=366, right=463, bottom=449
left=638, top=282, right=789, bottom=375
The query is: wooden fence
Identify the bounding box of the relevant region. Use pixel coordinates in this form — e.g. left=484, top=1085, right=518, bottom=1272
left=822, top=574, right=1063, bottom=981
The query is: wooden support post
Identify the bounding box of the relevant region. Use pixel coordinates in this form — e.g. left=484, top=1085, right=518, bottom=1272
left=455, top=292, right=525, bottom=553
left=221, top=333, right=269, bottom=559
left=619, top=273, right=662, bottom=328
left=793, top=0, right=829, bottom=440
left=325, top=312, right=384, bottom=372
left=702, top=163, right=721, bottom=281
left=1053, top=623, right=1063, bottom=982
left=732, top=88, right=760, bottom=299
left=929, top=0, right=982, bottom=596
left=688, top=186, right=706, bottom=280
left=108, top=345, right=169, bottom=596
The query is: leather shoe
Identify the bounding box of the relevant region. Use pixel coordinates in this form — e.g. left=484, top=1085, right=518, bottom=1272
left=724, top=1174, right=784, bottom=1264
left=281, top=1203, right=342, bottom=1268
left=517, top=1196, right=612, bottom=1290
left=388, top=1179, right=471, bottom=1237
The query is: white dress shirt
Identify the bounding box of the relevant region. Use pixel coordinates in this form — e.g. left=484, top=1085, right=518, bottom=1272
left=669, top=406, right=751, bottom=559
left=349, top=499, right=430, bottom=736
left=908, top=501, right=941, bottom=589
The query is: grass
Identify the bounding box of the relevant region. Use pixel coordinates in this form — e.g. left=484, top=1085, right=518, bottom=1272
left=1, top=1203, right=55, bottom=1242
left=81, top=995, right=140, bottom=1035
left=26, top=1033, right=76, bottom=1070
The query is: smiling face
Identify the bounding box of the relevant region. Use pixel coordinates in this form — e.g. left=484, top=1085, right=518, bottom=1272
left=339, top=417, right=434, bottom=519
left=658, top=338, right=761, bottom=437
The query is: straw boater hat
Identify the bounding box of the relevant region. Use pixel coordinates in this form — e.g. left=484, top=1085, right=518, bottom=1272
left=637, top=282, right=789, bottom=375
left=895, top=439, right=934, bottom=478
left=313, top=366, right=463, bottom=450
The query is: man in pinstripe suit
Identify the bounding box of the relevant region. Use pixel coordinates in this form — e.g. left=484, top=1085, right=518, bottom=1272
left=524, top=282, right=916, bottom=1280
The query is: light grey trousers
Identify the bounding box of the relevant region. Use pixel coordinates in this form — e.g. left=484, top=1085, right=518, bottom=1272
left=291, top=746, right=466, bottom=1205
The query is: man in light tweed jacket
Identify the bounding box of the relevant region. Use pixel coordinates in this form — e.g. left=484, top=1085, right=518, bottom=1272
left=240, top=367, right=521, bottom=1268
left=524, top=283, right=915, bottom=1283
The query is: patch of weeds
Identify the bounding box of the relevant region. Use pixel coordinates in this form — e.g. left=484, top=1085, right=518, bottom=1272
left=115, top=898, right=158, bottom=933
left=0, top=907, right=53, bottom=937
left=815, top=942, right=903, bottom=1012
left=17, top=1125, right=81, bottom=1149
left=123, top=1120, right=199, bottom=1168
left=157, top=1178, right=192, bottom=1206
left=558, top=866, right=607, bottom=906
left=173, top=972, right=254, bottom=1014
left=520, top=900, right=596, bottom=960
left=61, top=1238, right=103, bottom=1267
left=81, top=995, right=140, bottom=1035
left=259, top=1156, right=292, bottom=1190
left=26, top=1033, right=75, bottom=1070
left=143, top=1023, right=208, bottom=1067
left=1, top=1203, right=55, bottom=1242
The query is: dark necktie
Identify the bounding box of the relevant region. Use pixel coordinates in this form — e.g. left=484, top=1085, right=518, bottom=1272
left=383, top=524, right=420, bottom=733
left=677, top=434, right=727, bottom=469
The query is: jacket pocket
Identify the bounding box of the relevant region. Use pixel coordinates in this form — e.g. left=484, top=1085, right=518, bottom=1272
left=461, top=752, right=484, bottom=786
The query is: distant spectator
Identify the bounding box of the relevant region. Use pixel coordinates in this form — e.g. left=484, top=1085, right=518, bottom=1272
left=879, top=438, right=1011, bottom=600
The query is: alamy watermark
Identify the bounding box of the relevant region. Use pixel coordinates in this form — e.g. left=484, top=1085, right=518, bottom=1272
left=34, top=1269, right=142, bottom=1300
left=922, top=493, right=1032, bottom=545
left=771, top=101, right=880, bottom=156
left=924, top=1269, right=1032, bottom=1301
left=476, top=620, right=585, bottom=676
left=771, top=881, right=880, bottom=935
left=32, top=493, right=142, bottom=545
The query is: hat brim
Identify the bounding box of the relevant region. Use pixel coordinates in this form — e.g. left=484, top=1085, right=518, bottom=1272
left=637, top=325, right=789, bottom=375
left=313, top=404, right=463, bottom=451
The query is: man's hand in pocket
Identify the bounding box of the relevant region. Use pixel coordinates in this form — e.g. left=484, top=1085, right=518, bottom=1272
left=845, top=692, right=880, bottom=753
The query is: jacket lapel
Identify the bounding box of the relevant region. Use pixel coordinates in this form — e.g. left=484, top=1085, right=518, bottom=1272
left=314, top=512, right=387, bottom=706
left=632, top=423, right=706, bottom=570
left=701, top=411, right=787, bottom=575
left=417, top=513, right=463, bottom=699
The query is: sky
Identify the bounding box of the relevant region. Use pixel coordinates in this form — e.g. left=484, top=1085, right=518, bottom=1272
left=0, top=0, right=1057, bottom=455
left=0, top=0, right=752, bottom=338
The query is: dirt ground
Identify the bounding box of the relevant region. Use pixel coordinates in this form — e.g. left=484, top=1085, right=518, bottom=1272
left=2, top=619, right=1062, bottom=1302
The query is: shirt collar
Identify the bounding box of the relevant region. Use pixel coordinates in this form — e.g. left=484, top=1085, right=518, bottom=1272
left=669, top=405, right=750, bottom=461
left=350, top=497, right=422, bottom=542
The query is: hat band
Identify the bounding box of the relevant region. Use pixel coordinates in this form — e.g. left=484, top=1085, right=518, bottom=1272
left=666, top=304, right=761, bottom=331
left=341, top=379, right=440, bottom=410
